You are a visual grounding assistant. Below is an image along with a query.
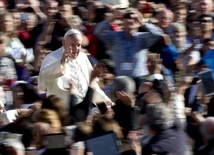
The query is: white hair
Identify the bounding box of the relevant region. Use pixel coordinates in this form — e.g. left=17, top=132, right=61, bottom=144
left=146, top=103, right=174, bottom=131
left=108, top=76, right=136, bottom=101
left=63, top=29, right=82, bottom=40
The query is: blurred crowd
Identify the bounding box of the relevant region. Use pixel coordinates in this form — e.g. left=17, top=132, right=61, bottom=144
left=0, top=0, right=213, bottom=155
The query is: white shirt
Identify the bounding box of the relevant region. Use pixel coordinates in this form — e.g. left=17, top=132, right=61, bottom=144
left=66, top=60, right=88, bottom=104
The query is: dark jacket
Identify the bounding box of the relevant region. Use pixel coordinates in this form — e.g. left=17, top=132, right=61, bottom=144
left=141, top=128, right=185, bottom=155
left=112, top=100, right=140, bottom=137
left=195, top=139, right=214, bottom=155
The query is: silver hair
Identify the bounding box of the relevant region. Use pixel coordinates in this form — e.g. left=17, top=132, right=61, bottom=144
left=171, top=22, right=187, bottom=35
left=108, top=76, right=136, bottom=101
left=200, top=117, right=214, bottom=141
left=146, top=103, right=174, bottom=131
left=63, top=29, right=82, bottom=40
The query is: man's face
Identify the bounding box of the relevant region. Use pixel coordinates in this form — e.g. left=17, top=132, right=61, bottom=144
left=0, top=1, right=5, bottom=12
left=200, top=17, right=213, bottom=32
left=59, top=4, right=73, bottom=18
left=123, top=12, right=140, bottom=32
left=46, top=1, right=58, bottom=17
left=199, top=0, right=214, bottom=14
left=156, top=11, right=173, bottom=29
left=2, top=15, right=14, bottom=33
left=172, top=27, right=186, bottom=42
left=62, top=34, right=82, bottom=59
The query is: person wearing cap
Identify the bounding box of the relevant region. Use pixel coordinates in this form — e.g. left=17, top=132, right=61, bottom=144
left=38, top=29, right=111, bottom=120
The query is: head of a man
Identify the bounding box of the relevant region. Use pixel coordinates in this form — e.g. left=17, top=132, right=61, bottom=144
left=58, top=1, right=73, bottom=18
left=170, top=22, right=187, bottom=47
left=197, top=0, right=214, bottom=15
left=145, top=102, right=174, bottom=133
left=108, top=76, right=136, bottom=102
left=44, top=0, right=58, bottom=18
left=199, top=14, right=213, bottom=32
left=155, top=9, right=174, bottom=29
left=62, top=29, right=83, bottom=59
left=122, top=9, right=142, bottom=34
left=0, top=1, right=5, bottom=13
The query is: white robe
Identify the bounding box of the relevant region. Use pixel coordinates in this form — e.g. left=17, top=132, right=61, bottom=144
left=38, top=47, right=110, bottom=109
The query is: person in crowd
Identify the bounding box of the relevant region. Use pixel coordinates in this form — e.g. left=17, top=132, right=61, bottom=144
left=1, top=0, right=214, bottom=155
left=108, top=76, right=140, bottom=138
left=170, top=22, right=201, bottom=75
left=197, top=0, right=214, bottom=16
left=38, top=29, right=111, bottom=121
left=194, top=116, right=214, bottom=155
left=0, top=33, right=17, bottom=89
left=50, top=0, right=88, bottom=51
left=198, top=14, right=214, bottom=41
left=42, top=95, right=70, bottom=126
left=0, top=12, right=34, bottom=80
left=172, top=2, right=188, bottom=24
left=186, top=12, right=201, bottom=42
left=153, top=9, right=174, bottom=34
left=94, top=8, right=163, bottom=89
left=141, top=102, right=185, bottom=155
left=8, top=81, right=41, bottom=110
left=0, top=1, right=6, bottom=13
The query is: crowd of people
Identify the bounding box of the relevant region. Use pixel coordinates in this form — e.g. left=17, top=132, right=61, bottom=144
left=0, top=0, right=213, bottom=154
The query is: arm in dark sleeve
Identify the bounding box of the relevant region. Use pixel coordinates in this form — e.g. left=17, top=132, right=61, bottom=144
left=152, top=79, right=165, bottom=101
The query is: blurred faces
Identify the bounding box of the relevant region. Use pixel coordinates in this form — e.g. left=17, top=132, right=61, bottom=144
left=13, top=12, right=21, bottom=29
left=186, top=17, right=201, bottom=36
left=62, top=34, right=82, bottom=59
left=198, top=0, right=214, bottom=15
left=2, top=14, right=14, bottom=33
left=156, top=10, right=174, bottom=29
left=0, top=1, right=5, bottom=12
left=13, top=85, right=25, bottom=108
left=25, top=13, right=38, bottom=31
left=87, top=1, right=103, bottom=22
left=59, top=4, right=73, bottom=18
left=200, top=16, right=213, bottom=32
left=172, top=26, right=186, bottom=42
left=45, top=0, right=58, bottom=18
left=174, top=9, right=187, bottom=23
left=123, top=12, right=141, bottom=33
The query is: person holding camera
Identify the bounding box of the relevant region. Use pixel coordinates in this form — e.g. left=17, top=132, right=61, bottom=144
left=94, top=8, right=163, bottom=89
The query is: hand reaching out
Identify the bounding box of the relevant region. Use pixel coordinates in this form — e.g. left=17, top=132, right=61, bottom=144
left=14, top=109, right=33, bottom=122
left=90, top=62, right=108, bottom=83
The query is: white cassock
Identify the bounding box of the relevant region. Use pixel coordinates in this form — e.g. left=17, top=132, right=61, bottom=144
left=38, top=47, right=111, bottom=110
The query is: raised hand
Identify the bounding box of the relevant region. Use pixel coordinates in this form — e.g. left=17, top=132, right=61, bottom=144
left=147, top=53, right=162, bottom=75
left=116, top=91, right=135, bottom=106
left=61, top=46, right=75, bottom=65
